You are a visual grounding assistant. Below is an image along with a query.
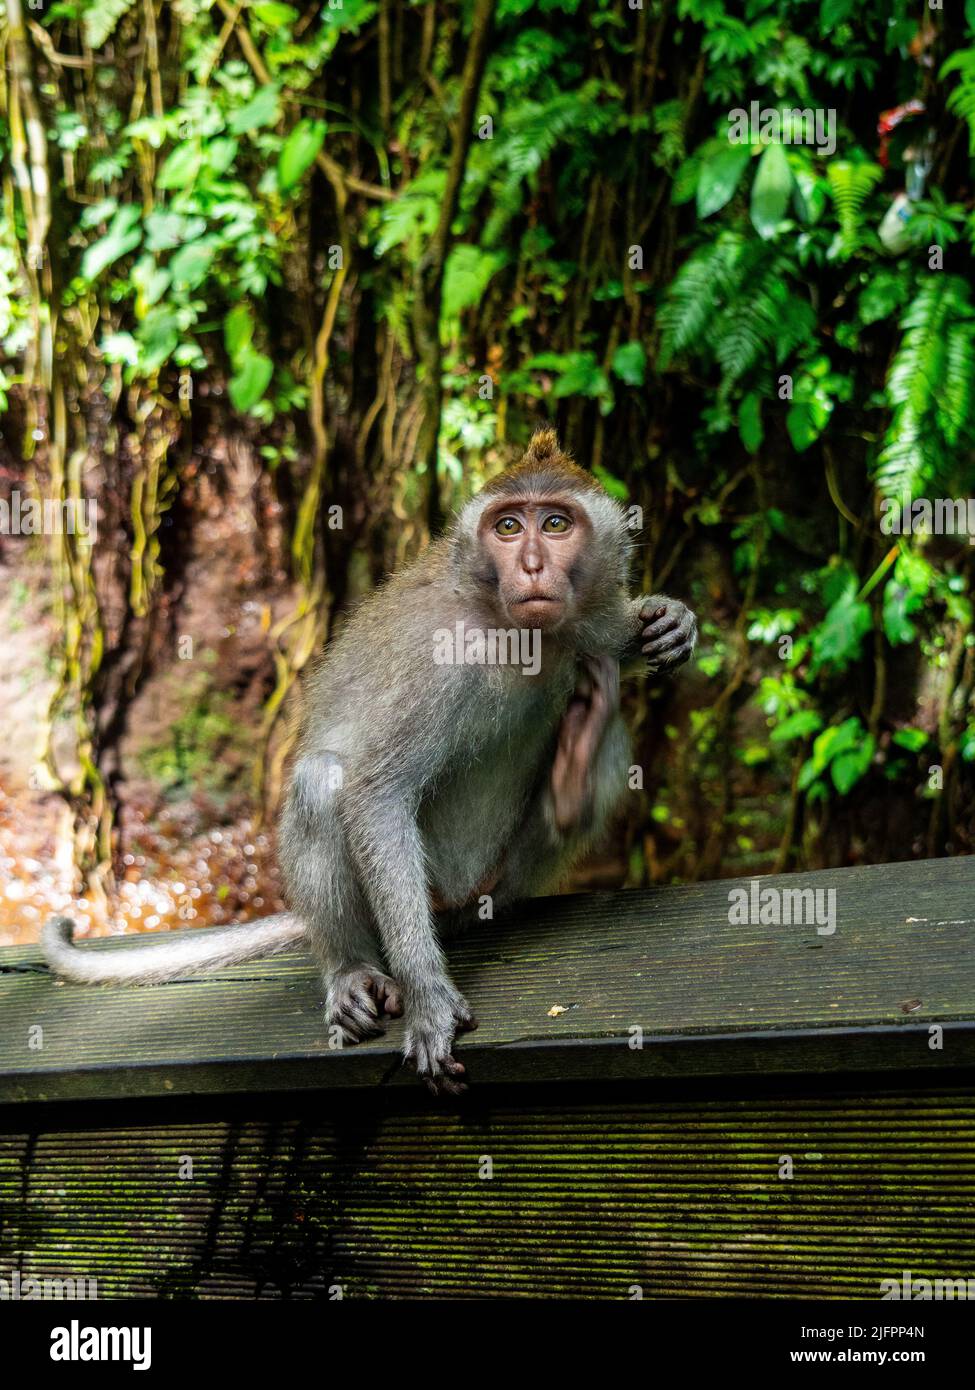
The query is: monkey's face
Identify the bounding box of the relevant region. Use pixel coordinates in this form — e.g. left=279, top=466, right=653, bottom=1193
left=477, top=496, right=593, bottom=630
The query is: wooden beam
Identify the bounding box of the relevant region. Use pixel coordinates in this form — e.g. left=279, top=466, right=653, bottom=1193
left=2, top=857, right=974, bottom=1105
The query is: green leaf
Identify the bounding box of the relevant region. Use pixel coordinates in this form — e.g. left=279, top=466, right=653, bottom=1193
left=610, top=341, right=646, bottom=387
left=791, top=168, right=826, bottom=225
left=442, top=245, right=507, bottom=319
left=228, top=349, right=273, bottom=412
left=80, top=205, right=142, bottom=280
left=811, top=581, right=872, bottom=673
left=831, top=737, right=875, bottom=794
left=820, top=0, right=856, bottom=30
left=523, top=351, right=616, bottom=414
left=750, top=143, right=793, bottom=240
left=157, top=142, right=202, bottom=191
left=883, top=583, right=918, bottom=645
left=100, top=332, right=140, bottom=366
left=825, top=161, right=883, bottom=254
left=83, top=0, right=136, bottom=49
left=786, top=400, right=821, bottom=452
left=131, top=256, right=170, bottom=309
left=375, top=170, right=445, bottom=256
left=277, top=119, right=326, bottom=191
left=224, top=304, right=254, bottom=360
left=144, top=211, right=206, bottom=252
left=739, top=392, right=763, bottom=453
left=80, top=198, right=118, bottom=230
left=592, top=465, right=628, bottom=501
left=252, top=1, right=299, bottom=24
left=169, top=239, right=216, bottom=290
left=228, top=85, right=281, bottom=136
left=891, top=728, right=928, bottom=752
left=770, top=710, right=823, bottom=743
left=797, top=757, right=821, bottom=792
left=697, top=143, right=752, bottom=219
left=137, top=306, right=180, bottom=373
left=858, top=269, right=910, bottom=327
left=206, top=138, right=238, bottom=177
left=811, top=717, right=863, bottom=772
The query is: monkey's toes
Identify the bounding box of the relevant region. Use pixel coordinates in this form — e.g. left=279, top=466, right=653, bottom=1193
left=328, top=967, right=403, bottom=1044
left=405, top=1023, right=470, bottom=1096
left=421, top=1055, right=468, bottom=1097
left=454, top=1005, right=479, bottom=1034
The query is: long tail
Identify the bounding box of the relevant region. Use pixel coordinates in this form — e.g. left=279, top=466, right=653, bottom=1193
left=41, top=913, right=306, bottom=985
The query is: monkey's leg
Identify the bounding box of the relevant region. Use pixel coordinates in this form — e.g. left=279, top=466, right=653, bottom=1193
left=341, top=778, right=475, bottom=1096
left=281, top=752, right=403, bottom=1043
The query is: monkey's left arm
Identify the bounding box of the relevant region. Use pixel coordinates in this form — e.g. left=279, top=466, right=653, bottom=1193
left=618, top=593, right=698, bottom=674
left=490, top=659, right=632, bottom=904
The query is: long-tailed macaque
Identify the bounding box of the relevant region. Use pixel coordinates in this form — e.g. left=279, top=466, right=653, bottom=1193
left=43, top=431, right=697, bottom=1093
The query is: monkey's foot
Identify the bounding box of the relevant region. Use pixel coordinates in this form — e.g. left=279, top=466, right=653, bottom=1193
left=404, top=993, right=479, bottom=1097
left=326, top=966, right=403, bottom=1044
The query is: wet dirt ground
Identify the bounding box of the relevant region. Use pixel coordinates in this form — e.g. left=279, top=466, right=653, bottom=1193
left=0, top=782, right=286, bottom=949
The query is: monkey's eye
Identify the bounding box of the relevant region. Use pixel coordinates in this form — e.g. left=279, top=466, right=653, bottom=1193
left=494, top=516, right=524, bottom=538
left=542, top=514, right=571, bottom=534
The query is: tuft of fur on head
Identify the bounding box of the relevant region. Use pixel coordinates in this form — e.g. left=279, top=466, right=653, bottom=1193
left=477, top=429, right=604, bottom=504
left=447, top=428, right=632, bottom=622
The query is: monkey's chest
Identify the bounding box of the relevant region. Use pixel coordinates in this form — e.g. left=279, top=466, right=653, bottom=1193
left=418, top=691, right=561, bottom=905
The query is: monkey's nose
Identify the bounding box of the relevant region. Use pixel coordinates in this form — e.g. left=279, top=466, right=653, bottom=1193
left=521, top=544, right=544, bottom=575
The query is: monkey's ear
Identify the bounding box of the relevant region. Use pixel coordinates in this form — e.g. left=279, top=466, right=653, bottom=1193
left=525, top=428, right=562, bottom=462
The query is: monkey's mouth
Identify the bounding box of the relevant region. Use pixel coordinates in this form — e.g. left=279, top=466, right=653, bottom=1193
left=511, top=593, right=565, bottom=627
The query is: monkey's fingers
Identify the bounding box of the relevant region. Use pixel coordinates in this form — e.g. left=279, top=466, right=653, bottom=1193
left=643, top=628, right=694, bottom=670
left=374, top=979, right=404, bottom=1018
left=639, top=602, right=669, bottom=624
left=582, top=654, right=619, bottom=720
left=329, top=969, right=403, bottom=1042
left=454, top=1007, right=479, bottom=1034
left=641, top=614, right=680, bottom=644
left=642, top=627, right=685, bottom=657
left=424, top=1071, right=468, bottom=1098
left=551, top=752, right=588, bottom=831
left=557, top=698, right=590, bottom=756
left=334, top=1000, right=387, bottom=1041
left=408, top=1039, right=468, bottom=1097
left=427, top=1056, right=467, bottom=1097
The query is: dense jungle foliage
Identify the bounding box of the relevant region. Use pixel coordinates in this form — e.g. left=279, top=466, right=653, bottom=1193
left=1, top=0, right=974, bottom=913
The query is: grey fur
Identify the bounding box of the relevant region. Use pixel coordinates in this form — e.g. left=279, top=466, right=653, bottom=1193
left=41, top=431, right=696, bottom=1092
left=41, top=912, right=303, bottom=985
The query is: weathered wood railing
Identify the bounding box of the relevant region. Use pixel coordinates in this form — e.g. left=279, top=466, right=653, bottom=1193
left=1, top=856, right=973, bottom=1298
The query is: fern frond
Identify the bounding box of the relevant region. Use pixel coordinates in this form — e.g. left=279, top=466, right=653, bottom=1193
left=942, top=48, right=975, bottom=155
left=652, top=100, right=686, bottom=172
left=709, top=242, right=813, bottom=388
left=657, top=231, right=743, bottom=368
left=875, top=275, right=975, bottom=496
left=825, top=161, right=883, bottom=253
left=938, top=316, right=975, bottom=446
left=874, top=406, right=936, bottom=498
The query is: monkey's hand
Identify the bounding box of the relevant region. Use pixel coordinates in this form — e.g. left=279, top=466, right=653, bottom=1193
left=639, top=595, right=697, bottom=673
left=403, top=983, right=479, bottom=1097
left=551, top=654, right=620, bottom=834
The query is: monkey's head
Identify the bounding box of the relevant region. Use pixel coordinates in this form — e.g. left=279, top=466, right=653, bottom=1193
left=450, top=429, right=630, bottom=634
